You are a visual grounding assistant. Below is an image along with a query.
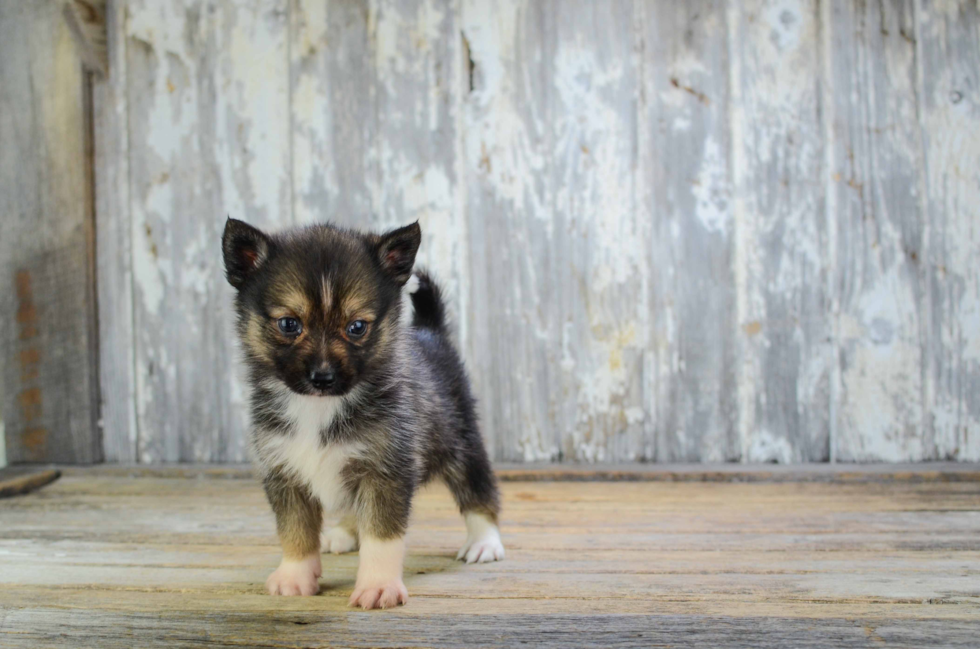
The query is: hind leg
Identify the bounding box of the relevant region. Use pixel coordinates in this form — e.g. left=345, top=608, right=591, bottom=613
left=322, top=513, right=359, bottom=554
left=457, top=510, right=505, bottom=564
left=442, top=443, right=505, bottom=564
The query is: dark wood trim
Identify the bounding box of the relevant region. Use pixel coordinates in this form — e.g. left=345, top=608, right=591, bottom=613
left=53, top=462, right=980, bottom=483
left=0, top=467, right=61, bottom=498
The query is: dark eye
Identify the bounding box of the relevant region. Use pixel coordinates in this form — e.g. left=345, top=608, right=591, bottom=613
left=277, top=317, right=302, bottom=335
left=346, top=320, right=367, bottom=338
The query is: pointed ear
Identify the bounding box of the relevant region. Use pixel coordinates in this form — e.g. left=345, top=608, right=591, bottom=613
left=222, top=218, right=270, bottom=289
left=374, top=221, right=421, bottom=285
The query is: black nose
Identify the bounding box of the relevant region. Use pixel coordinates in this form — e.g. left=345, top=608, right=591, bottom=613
left=309, top=368, right=336, bottom=390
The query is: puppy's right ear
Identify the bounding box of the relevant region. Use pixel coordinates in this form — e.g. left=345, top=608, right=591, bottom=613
left=222, top=218, right=270, bottom=289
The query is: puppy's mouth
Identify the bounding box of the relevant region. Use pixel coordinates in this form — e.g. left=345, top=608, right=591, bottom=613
left=291, top=386, right=340, bottom=398
left=293, top=381, right=349, bottom=398
left=309, top=387, right=344, bottom=397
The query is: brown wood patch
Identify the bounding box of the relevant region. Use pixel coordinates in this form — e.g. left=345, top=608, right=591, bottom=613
left=1, top=0, right=101, bottom=464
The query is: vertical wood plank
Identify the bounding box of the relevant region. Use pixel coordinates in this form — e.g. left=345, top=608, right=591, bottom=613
left=371, top=0, right=468, bottom=346
left=729, top=0, right=832, bottom=462
left=829, top=0, right=927, bottom=461
left=207, top=1, right=292, bottom=462
left=463, top=0, right=646, bottom=462
left=918, top=0, right=980, bottom=460
left=126, top=0, right=202, bottom=463
left=551, top=0, right=646, bottom=462
left=642, top=0, right=738, bottom=462
left=461, top=0, right=555, bottom=461
left=291, top=0, right=375, bottom=228
left=291, top=0, right=466, bottom=356
left=0, top=0, right=101, bottom=464
left=94, top=0, right=138, bottom=462
left=126, top=0, right=291, bottom=462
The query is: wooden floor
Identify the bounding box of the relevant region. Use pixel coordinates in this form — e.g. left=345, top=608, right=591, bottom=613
left=1, top=466, right=979, bottom=648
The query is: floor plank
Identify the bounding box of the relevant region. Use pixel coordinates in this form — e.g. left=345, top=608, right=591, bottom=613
left=1, top=469, right=978, bottom=647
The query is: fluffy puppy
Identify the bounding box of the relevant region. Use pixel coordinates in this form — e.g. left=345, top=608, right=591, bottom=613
left=222, top=218, right=503, bottom=609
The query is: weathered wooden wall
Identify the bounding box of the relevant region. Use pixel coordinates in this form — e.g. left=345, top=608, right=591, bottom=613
left=0, top=0, right=102, bottom=464
left=93, top=0, right=980, bottom=464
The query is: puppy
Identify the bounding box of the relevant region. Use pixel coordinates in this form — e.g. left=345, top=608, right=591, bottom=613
left=222, top=218, right=504, bottom=609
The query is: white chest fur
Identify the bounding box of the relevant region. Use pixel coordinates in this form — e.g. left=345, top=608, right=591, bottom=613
left=258, top=391, right=361, bottom=513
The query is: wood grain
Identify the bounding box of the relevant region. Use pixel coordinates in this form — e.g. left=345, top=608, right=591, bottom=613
left=462, top=0, right=649, bottom=462
left=642, top=0, right=738, bottom=462
left=918, top=0, right=980, bottom=461
left=552, top=1, right=646, bottom=462
left=0, top=471, right=978, bottom=647
left=62, top=0, right=108, bottom=75
left=381, top=0, right=470, bottom=352
left=87, top=0, right=980, bottom=464
left=94, top=0, right=138, bottom=463
left=0, top=467, right=61, bottom=498
left=728, top=0, right=833, bottom=463
left=460, top=0, right=558, bottom=461
left=290, top=0, right=375, bottom=230
left=3, top=610, right=978, bottom=649
left=124, top=0, right=292, bottom=462
left=0, top=0, right=101, bottom=464
left=829, top=0, right=927, bottom=461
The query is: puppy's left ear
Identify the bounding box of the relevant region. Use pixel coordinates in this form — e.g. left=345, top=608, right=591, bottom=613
left=222, top=217, right=271, bottom=289
left=374, top=221, right=421, bottom=285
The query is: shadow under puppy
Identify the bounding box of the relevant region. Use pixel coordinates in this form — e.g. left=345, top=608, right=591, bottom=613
left=222, top=219, right=504, bottom=609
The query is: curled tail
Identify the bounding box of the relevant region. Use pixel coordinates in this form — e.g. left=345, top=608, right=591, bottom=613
left=408, top=270, right=447, bottom=331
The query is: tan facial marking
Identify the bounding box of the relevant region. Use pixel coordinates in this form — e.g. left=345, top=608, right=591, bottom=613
left=373, top=315, right=393, bottom=350
left=328, top=339, right=349, bottom=359
left=279, top=288, right=312, bottom=321
left=338, top=288, right=375, bottom=321
left=245, top=314, right=274, bottom=362
left=320, top=275, right=332, bottom=314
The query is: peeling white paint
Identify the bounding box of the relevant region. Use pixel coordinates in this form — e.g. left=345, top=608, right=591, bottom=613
left=839, top=262, right=923, bottom=462
left=918, top=0, right=980, bottom=461
left=764, top=0, right=804, bottom=52
left=218, top=3, right=291, bottom=228
left=111, top=0, right=980, bottom=465
left=692, top=136, right=731, bottom=235
left=461, top=0, right=551, bottom=225
left=746, top=428, right=795, bottom=463
left=131, top=207, right=170, bottom=317
left=625, top=407, right=645, bottom=425
left=127, top=0, right=191, bottom=62
left=731, top=0, right=830, bottom=462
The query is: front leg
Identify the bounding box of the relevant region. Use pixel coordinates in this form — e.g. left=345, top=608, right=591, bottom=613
left=349, top=533, right=407, bottom=609
left=346, top=461, right=412, bottom=609
left=263, top=470, right=323, bottom=596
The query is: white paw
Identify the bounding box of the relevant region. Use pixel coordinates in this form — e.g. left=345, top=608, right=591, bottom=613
left=351, top=535, right=408, bottom=609
left=349, top=578, right=408, bottom=609
left=457, top=512, right=505, bottom=564
left=266, top=554, right=322, bottom=596
left=322, top=526, right=358, bottom=554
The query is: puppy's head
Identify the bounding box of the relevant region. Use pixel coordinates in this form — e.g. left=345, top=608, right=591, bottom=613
left=222, top=218, right=420, bottom=397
